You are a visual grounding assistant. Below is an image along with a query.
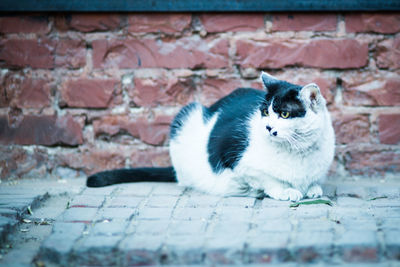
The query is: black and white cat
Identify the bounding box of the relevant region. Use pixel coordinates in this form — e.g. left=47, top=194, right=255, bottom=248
left=87, top=72, right=335, bottom=201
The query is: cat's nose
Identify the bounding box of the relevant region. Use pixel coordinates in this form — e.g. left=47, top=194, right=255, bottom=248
left=266, top=126, right=272, bottom=132
left=266, top=126, right=278, bottom=136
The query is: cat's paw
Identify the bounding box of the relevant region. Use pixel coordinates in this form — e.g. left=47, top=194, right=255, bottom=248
left=306, top=184, right=323, bottom=199
left=269, top=188, right=303, bottom=202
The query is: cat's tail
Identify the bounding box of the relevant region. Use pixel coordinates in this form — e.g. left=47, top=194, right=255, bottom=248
left=86, top=167, right=176, bottom=187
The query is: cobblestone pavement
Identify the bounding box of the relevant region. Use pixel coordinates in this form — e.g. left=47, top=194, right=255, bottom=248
left=0, top=178, right=400, bottom=266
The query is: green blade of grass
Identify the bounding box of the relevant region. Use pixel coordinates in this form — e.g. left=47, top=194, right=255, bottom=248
left=290, top=199, right=333, bottom=208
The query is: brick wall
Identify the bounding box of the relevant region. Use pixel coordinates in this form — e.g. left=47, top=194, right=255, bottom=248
left=0, top=13, right=399, bottom=181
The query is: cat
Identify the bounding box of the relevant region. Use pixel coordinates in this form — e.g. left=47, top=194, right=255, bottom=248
left=87, top=72, right=335, bottom=201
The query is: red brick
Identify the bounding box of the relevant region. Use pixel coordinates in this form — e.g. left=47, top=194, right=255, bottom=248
left=379, top=114, right=400, bottom=144
left=236, top=39, right=368, bottom=69
left=346, top=13, right=400, bottom=34
left=272, top=13, right=336, bottom=31
left=0, top=114, right=83, bottom=146
left=93, top=115, right=172, bottom=146
left=4, top=75, right=51, bottom=109
left=128, top=13, right=191, bottom=33
left=199, top=14, right=264, bottom=33
left=130, top=148, right=171, bottom=167
left=200, top=78, right=244, bottom=105
left=342, top=74, right=400, bottom=106
left=0, top=39, right=54, bottom=69
left=92, top=37, right=229, bottom=69
left=55, top=39, right=86, bottom=69
left=0, top=146, right=49, bottom=179
left=375, top=37, right=400, bottom=70
left=332, top=114, right=370, bottom=144
left=0, top=15, right=50, bottom=34
left=60, top=79, right=118, bottom=108
left=343, top=148, right=400, bottom=176
left=131, top=77, right=195, bottom=107
left=57, top=148, right=126, bottom=175
left=55, top=14, right=121, bottom=32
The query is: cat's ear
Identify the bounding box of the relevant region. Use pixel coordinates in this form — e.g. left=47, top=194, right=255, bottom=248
left=260, top=71, right=278, bottom=92
left=300, top=83, right=326, bottom=112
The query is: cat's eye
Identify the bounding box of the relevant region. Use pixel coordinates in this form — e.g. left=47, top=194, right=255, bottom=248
left=280, top=111, right=290, bottom=119
left=263, top=109, right=269, bottom=116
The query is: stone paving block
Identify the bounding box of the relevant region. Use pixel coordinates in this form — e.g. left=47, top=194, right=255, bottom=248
left=369, top=198, right=400, bottom=207
left=105, top=196, right=144, bottom=208
left=336, top=230, right=379, bottom=262
left=246, top=232, right=291, bottom=263
left=340, top=218, right=377, bottom=230
left=117, top=183, right=154, bottom=196
left=91, top=220, right=128, bottom=236
left=28, top=207, right=67, bottom=221
left=137, top=207, right=174, bottom=220
left=0, top=208, right=18, bottom=218
left=100, top=207, right=136, bottom=221
left=70, top=195, right=105, bottom=208
left=370, top=207, right=400, bottom=218
left=52, top=221, right=86, bottom=236
left=337, top=196, right=367, bottom=207
left=120, top=234, right=165, bottom=265
left=336, top=184, right=369, bottom=199
left=253, top=219, right=292, bottom=232
left=253, top=207, right=290, bottom=221
left=146, top=195, right=179, bottom=208
left=173, top=207, right=214, bottom=221
left=292, top=231, right=334, bottom=263
left=39, top=234, right=77, bottom=265
left=178, top=195, right=221, bottom=208
left=368, top=185, right=400, bottom=199
left=169, top=220, right=207, bottom=235
left=220, top=196, right=256, bottom=207
left=211, top=221, right=249, bottom=237
left=152, top=184, right=185, bottom=196
left=261, top=198, right=292, bottom=207
left=380, top=218, right=400, bottom=230
left=215, top=207, right=253, bottom=221
left=133, top=220, right=170, bottom=235
left=292, top=205, right=330, bottom=219
left=83, top=186, right=116, bottom=196
left=383, top=229, right=400, bottom=260
left=329, top=207, right=372, bottom=221
left=297, top=218, right=336, bottom=231
left=57, top=207, right=98, bottom=222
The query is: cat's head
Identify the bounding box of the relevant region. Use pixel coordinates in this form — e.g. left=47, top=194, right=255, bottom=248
left=259, top=72, right=328, bottom=151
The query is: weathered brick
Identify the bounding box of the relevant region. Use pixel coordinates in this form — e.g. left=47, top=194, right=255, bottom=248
left=128, top=13, right=191, bottom=33
left=57, top=148, right=126, bottom=175
left=332, top=114, right=370, bottom=144
left=0, top=15, right=50, bottom=34
left=342, top=73, right=400, bottom=106
left=130, top=148, right=171, bottom=167
left=236, top=39, right=368, bottom=69
left=0, top=115, right=83, bottom=146
left=375, top=37, right=400, bottom=69
left=92, top=37, right=229, bottom=69
left=199, top=14, right=264, bottom=33
left=0, top=39, right=54, bottom=69
left=93, top=115, right=172, bottom=146
left=131, top=77, right=195, bottom=107
left=343, top=148, right=400, bottom=176
left=200, top=78, right=244, bottom=105
left=292, top=231, right=334, bottom=262
left=70, top=195, right=105, bottom=208
left=379, top=114, right=400, bottom=144
left=60, top=78, right=118, bottom=108
left=1, top=75, right=51, bottom=109
left=55, top=39, right=86, bottom=69
left=101, top=207, right=136, bottom=221
left=272, top=13, right=337, bottom=31
left=55, top=14, right=121, bottom=32
left=92, top=221, right=128, bottom=236
left=106, top=196, right=143, bottom=208
left=58, top=207, right=98, bottom=222
left=346, top=13, right=400, bottom=33
left=384, top=230, right=400, bottom=260
left=246, top=232, right=291, bottom=263
left=121, top=234, right=164, bottom=265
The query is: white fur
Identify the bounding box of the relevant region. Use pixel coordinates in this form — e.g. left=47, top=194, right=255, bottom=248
left=169, top=84, right=335, bottom=201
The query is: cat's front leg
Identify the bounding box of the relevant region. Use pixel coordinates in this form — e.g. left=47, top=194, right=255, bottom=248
left=263, top=179, right=303, bottom=202
left=306, top=183, right=323, bottom=199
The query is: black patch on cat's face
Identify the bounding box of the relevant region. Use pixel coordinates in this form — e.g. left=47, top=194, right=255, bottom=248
left=260, top=80, right=306, bottom=118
